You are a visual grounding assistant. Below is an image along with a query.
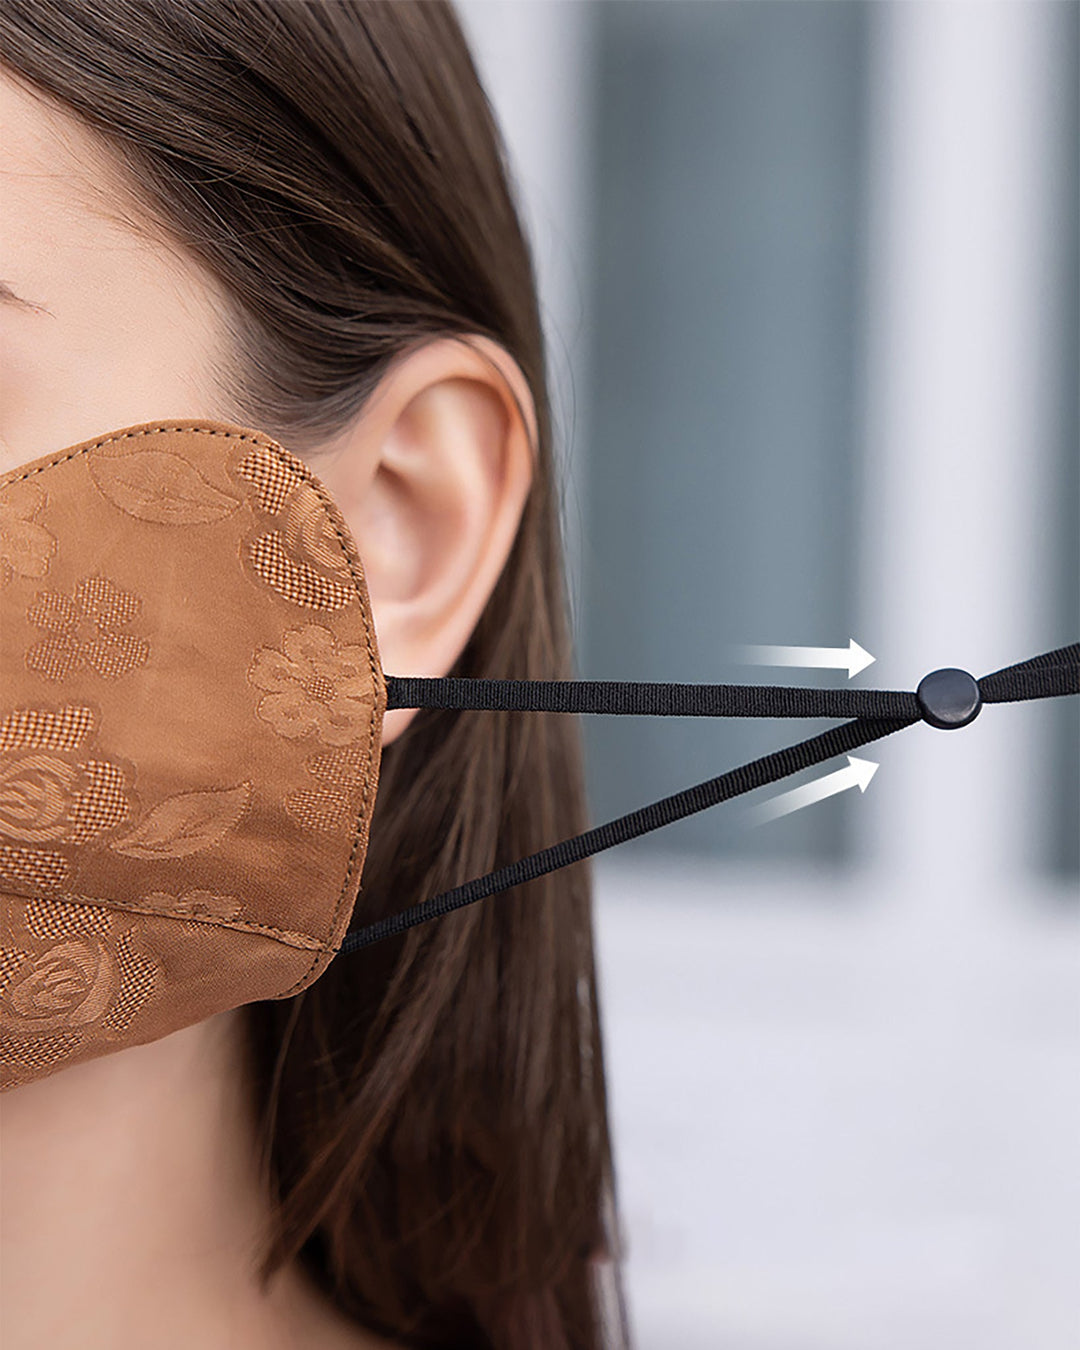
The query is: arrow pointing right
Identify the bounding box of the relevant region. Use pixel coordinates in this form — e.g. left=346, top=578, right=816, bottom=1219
left=747, top=755, right=879, bottom=827
left=737, top=638, right=876, bottom=679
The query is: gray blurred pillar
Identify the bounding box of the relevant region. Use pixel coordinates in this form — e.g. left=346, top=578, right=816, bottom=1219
left=856, top=0, right=1079, bottom=900
left=580, top=0, right=870, bottom=865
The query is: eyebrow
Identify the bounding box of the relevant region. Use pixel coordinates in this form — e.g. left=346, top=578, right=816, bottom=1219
left=0, top=280, right=54, bottom=316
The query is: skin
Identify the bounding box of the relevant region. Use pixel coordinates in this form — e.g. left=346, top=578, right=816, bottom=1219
left=0, top=68, right=535, bottom=1350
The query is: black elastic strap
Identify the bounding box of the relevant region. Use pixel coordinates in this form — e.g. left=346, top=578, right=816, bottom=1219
left=340, top=713, right=914, bottom=953
left=338, top=642, right=1078, bottom=956
left=386, top=676, right=919, bottom=721
left=978, top=642, right=1080, bottom=703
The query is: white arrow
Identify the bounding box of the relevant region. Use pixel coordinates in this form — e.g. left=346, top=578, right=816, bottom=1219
left=737, top=638, right=876, bottom=679
left=747, top=755, right=879, bottom=827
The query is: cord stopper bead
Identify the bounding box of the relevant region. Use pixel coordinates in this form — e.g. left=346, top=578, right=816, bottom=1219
left=916, top=667, right=982, bottom=729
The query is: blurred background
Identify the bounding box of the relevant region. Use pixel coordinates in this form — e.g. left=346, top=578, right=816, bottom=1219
left=456, top=3, right=1079, bottom=1347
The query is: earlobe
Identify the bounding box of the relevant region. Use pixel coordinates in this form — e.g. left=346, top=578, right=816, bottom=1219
left=299, top=336, right=535, bottom=745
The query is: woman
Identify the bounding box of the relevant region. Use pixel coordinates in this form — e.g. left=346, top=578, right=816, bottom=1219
left=0, top=3, right=627, bottom=1347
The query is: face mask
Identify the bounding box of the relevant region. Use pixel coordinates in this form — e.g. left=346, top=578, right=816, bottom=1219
left=1, top=419, right=1076, bottom=1090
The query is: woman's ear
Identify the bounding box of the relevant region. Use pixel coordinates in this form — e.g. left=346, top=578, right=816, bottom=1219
left=296, top=334, right=536, bottom=744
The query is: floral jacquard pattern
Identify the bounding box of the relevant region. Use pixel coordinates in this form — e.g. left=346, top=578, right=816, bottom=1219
left=140, top=889, right=243, bottom=923
left=0, top=705, right=131, bottom=851
left=87, top=445, right=240, bottom=524
left=108, top=783, right=251, bottom=860
left=0, top=481, right=57, bottom=587
left=0, top=843, right=69, bottom=897
left=3, top=937, right=119, bottom=1033
left=139, top=888, right=243, bottom=936
left=284, top=744, right=370, bottom=833
left=0, top=896, right=160, bottom=1041
left=249, top=624, right=375, bottom=745
left=236, top=448, right=357, bottom=611
left=0, top=753, right=130, bottom=844
left=0, top=707, right=132, bottom=899
left=25, top=575, right=150, bottom=681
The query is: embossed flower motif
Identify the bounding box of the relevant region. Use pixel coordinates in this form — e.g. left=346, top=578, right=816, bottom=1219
left=280, top=482, right=354, bottom=580
left=0, top=754, right=78, bottom=842
left=235, top=449, right=356, bottom=612
left=140, top=889, right=243, bottom=922
left=285, top=743, right=369, bottom=833
left=0, top=752, right=130, bottom=845
left=0, top=481, right=57, bottom=587
left=25, top=575, right=150, bottom=681
left=0, top=706, right=129, bottom=867
left=4, top=938, right=118, bottom=1032
left=248, top=624, right=374, bottom=746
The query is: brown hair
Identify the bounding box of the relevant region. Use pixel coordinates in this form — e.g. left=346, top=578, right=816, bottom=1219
left=0, top=3, right=627, bottom=1347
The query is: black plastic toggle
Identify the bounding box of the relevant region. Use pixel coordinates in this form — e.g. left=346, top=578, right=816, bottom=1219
left=916, top=667, right=982, bottom=730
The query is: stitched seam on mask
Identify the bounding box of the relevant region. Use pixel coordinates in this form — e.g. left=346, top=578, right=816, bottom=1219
left=253, top=444, right=383, bottom=995
left=1, top=889, right=330, bottom=952
left=1, top=424, right=285, bottom=487
left=3, top=424, right=383, bottom=988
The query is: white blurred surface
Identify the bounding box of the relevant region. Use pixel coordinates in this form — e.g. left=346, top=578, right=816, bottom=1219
left=595, top=855, right=1080, bottom=1350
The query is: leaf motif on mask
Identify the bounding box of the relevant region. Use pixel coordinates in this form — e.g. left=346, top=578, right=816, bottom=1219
left=108, top=781, right=251, bottom=858
left=88, top=450, right=240, bottom=525
left=0, top=480, right=56, bottom=586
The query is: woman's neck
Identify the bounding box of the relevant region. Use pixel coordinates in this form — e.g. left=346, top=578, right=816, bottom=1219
left=0, top=1011, right=389, bottom=1350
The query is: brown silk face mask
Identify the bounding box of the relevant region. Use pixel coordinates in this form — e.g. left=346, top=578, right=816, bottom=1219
left=3, top=420, right=1078, bottom=1091
left=1, top=421, right=386, bottom=1090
